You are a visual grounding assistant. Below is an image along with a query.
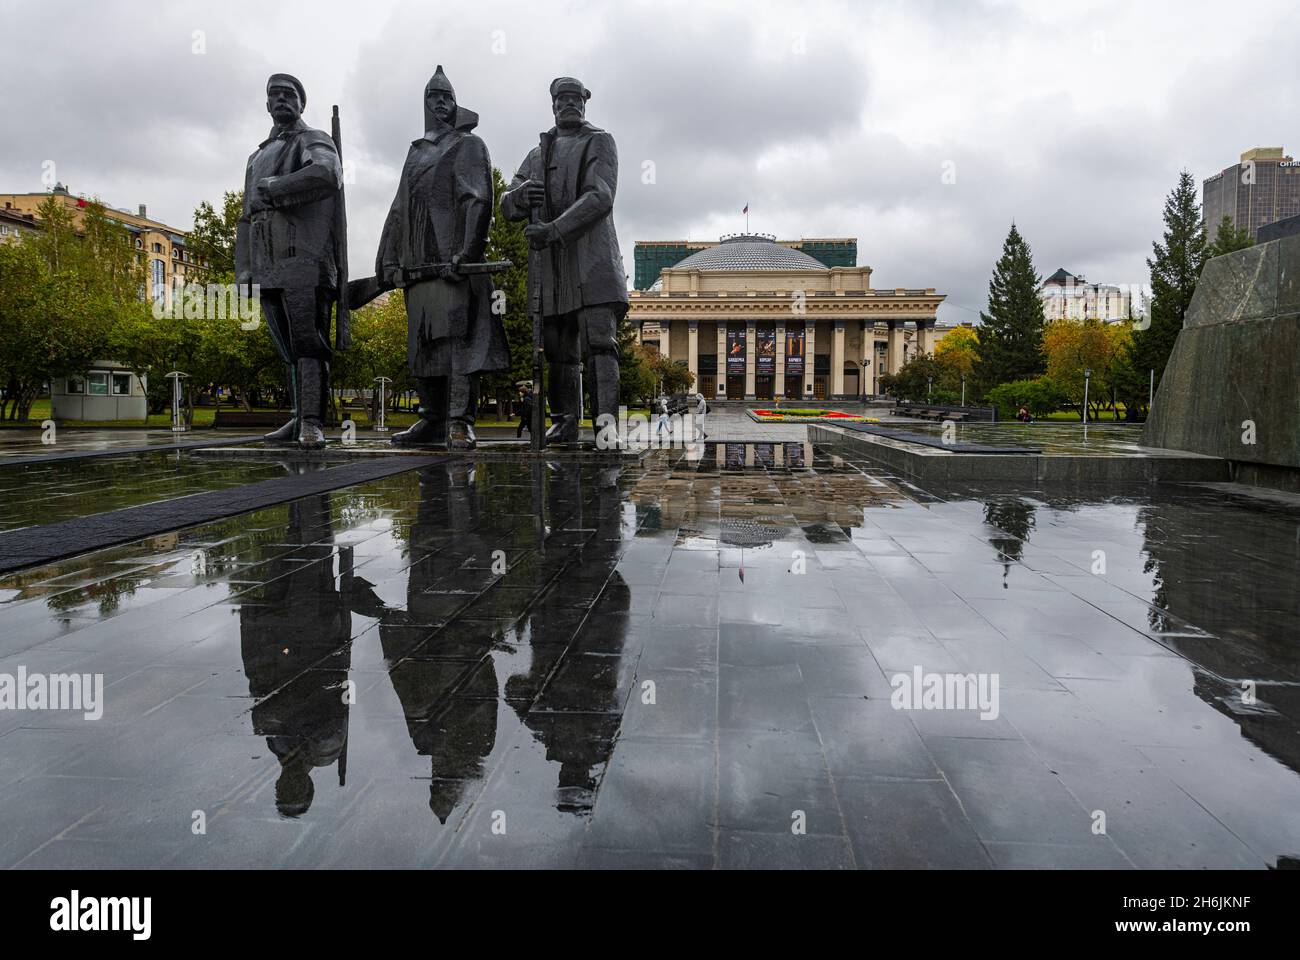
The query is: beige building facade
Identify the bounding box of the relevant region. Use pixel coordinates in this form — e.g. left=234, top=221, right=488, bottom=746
left=629, top=235, right=947, bottom=401
left=0, top=184, right=200, bottom=301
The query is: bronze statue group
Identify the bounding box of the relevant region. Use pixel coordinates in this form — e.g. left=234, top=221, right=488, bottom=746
left=235, top=68, right=627, bottom=451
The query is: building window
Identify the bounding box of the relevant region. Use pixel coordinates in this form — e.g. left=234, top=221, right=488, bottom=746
left=152, top=242, right=163, bottom=253
left=67, top=376, right=84, bottom=394
left=112, top=373, right=132, bottom=396
left=87, top=372, right=109, bottom=396
left=135, top=238, right=143, bottom=249
left=151, top=259, right=166, bottom=302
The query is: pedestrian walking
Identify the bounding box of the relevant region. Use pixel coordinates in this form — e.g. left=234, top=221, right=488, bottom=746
left=654, top=395, right=670, bottom=438
left=694, top=392, right=708, bottom=439
left=517, top=385, right=534, bottom=438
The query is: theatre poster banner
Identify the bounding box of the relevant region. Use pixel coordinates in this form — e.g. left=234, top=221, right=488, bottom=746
left=786, top=327, right=805, bottom=377
left=726, top=326, right=747, bottom=375
left=756, top=328, right=776, bottom=376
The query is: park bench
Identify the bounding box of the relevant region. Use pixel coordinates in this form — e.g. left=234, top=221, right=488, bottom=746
left=213, top=409, right=293, bottom=428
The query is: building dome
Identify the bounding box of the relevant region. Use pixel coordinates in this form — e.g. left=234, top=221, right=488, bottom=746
left=671, top=234, right=826, bottom=272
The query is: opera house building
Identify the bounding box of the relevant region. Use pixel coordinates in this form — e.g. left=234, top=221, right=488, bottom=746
left=630, top=235, right=951, bottom=401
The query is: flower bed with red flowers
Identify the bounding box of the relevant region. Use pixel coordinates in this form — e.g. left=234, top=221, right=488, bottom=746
left=747, top=409, right=879, bottom=423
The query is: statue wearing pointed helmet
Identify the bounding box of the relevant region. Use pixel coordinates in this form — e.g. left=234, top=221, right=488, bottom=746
left=376, top=65, right=508, bottom=450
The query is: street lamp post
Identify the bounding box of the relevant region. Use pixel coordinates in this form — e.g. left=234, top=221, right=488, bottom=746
left=960, top=374, right=966, bottom=409
left=165, top=371, right=188, bottom=434
left=373, top=376, right=392, bottom=432
left=1083, top=368, right=1092, bottom=442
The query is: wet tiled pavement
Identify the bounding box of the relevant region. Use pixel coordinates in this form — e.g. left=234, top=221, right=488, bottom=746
left=0, top=451, right=310, bottom=531
left=1, top=442, right=1298, bottom=869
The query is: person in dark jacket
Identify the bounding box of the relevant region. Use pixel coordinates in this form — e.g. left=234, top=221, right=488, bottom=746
left=377, top=66, right=508, bottom=450
left=517, top=384, right=534, bottom=438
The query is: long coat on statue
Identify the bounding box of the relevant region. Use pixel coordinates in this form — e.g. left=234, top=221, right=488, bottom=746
left=500, top=121, right=629, bottom=320
left=375, top=106, right=508, bottom=379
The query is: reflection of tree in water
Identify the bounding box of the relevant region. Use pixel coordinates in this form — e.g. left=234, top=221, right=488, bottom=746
left=983, top=497, right=1037, bottom=567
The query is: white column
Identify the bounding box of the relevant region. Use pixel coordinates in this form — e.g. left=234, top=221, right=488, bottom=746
left=716, top=323, right=727, bottom=398
left=860, top=321, right=872, bottom=397
left=887, top=320, right=904, bottom=376
left=744, top=319, right=756, bottom=399
left=831, top=321, right=846, bottom=398
left=916, top=319, right=933, bottom=356
left=687, top=320, right=699, bottom=390
left=774, top=323, right=786, bottom=398
left=804, top=319, right=816, bottom=398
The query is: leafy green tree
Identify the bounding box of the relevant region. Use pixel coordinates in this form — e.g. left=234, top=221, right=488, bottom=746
left=0, top=196, right=148, bottom=420
left=481, top=167, right=532, bottom=416
left=1205, top=214, right=1253, bottom=260
left=619, top=340, right=658, bottom=406
left=985, top=377, right=1068, bottom=419
left=331, top=291, right=412, bottom=421
left=879, top=353, right=951, bottom=402
left=188, top=191, right=243, bottom=284
left=1043, top=317, right=1131, bottom=420
left=933, top=324, right=978, bottom=380
left=973, top=223, right=1046, bottom=396
left=645, top=349, right=695, bottom=397
left=1129, top=170, right=1206, bottom=393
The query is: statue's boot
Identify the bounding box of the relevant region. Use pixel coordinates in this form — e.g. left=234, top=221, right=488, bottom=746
left=297, top=359, right=328, bottom=450
left=447, top=375, right=478, bottom=451
left=299, top=419, right=326, bottom=449
left=545, top=363, right=581, bottom=445
left=392, top=417, right=446, bottom=448
left=449, top=420, right=477, bottom=451
left=264, top=418, right=298, bottom=444
left=392, top=377, right=447, bottom=448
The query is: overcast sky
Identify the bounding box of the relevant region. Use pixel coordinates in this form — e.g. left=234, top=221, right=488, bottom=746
left=2, top=0, right=1297, bottom=323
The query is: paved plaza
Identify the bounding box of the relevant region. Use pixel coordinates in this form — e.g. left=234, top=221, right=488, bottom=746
left=0, top=431, right=1298, bottom=869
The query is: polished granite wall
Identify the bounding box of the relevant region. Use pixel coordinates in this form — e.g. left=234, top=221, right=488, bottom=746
left=1144, top=234, right=1300, bottom=473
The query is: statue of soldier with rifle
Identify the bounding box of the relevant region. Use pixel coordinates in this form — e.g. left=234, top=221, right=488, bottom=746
left=501, top=76, right=628, bottom=445
left=372, top=66, right=509, bottom=450
left=236, top=73, right=350, bottom=449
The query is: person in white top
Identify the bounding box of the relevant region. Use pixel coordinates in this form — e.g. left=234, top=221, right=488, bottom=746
left=693, top=393, right=708, bottom=439
left=654, top=395, right=670, bottom=437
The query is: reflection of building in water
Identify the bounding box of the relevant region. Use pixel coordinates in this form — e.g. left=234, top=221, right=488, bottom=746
left=240, top=494, right=357, bottom=817
left=624, top=443, right=906, bottom=547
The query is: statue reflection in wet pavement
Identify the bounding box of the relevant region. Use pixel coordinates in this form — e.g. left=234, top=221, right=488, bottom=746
left=505, top=461, right=630, bottom=813
left=239, top=492, right=368, bottom=816
left=352, top=461, right=502, bottom=823
left=239, top=459, right=633, bottom=822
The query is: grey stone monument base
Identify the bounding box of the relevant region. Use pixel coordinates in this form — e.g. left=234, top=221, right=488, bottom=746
left=810, top=425, right=1229, bottom=485
left=1143, top=233, right=1300, bottom=487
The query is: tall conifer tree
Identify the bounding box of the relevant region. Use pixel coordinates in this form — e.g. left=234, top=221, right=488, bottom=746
left=1130, top=170, right=1206, bottom=388
left=973, top=222, right=1046, bottom=394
